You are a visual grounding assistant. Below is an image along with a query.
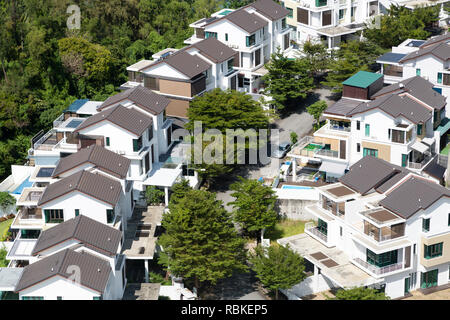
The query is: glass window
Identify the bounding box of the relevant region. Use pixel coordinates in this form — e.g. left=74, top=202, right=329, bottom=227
left=339, top=9, right=345, bottom=20
left=363, top=148, right=378, bottom=157
left=367, top=249, right=398, bottom=268
left=357, top=143, right=360, bottom=153
left=205, top=31, right=217, bottom=39
left=424, top=243, right=443, bottom=259
left=225, top=33, right=228, bottom=41
left=356, top=120, right=360, bottom=130
left=148, top=127, right=153, bottom=141
left=105, top=137, right=110, bottom=146
left=417, top=124, right=423, bottom=135
left=75, top=209, right=79, bottom=217
left=437, top=72, right=443, bottom=84
left=282, top=18, right=286, bottom=29
left=106, top=209, right=115, bottom=224
left=44, top=209, right=64, bottom=223
left=246, top=34, right=256, bottom=47
left=316, top=0, right=327, bottom=6
left=287, top=8, right=293, bottom=18
left=133, top=136, right=143, bottom=152
left=365, top=124, right=370, bottom=136
left=422, top=218, right=430, bottom=232
left=416, top=68, right=421, bottom=76
left=317, top=218, right=328, bottom=235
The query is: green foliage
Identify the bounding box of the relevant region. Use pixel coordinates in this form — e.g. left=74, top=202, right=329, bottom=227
left=229, top=177, right=278, bottom=238
left=307, top=100, right=328, bottom=124
left=0, top=192, right=15, bottom=210
left=158, top=189, right=247, bottom=290
left=145, top=186, right=165, bottom=205
left=364, top=5, right=440, bottom=49
left=322, top=40, right=385, bottom=93
left=249, top=244, right=306, bottom=299
left=169, top=179, right=192, bottom=206
left=330, top=287, right=390, bottom=300
left=0, top=247, right=9, bottom=267
left=300, top=40, right=332, bottom=78
left=290, top=132, right=298, bottom=145
left=149, top=272, right=172, bottom=285
left=262, top=50, right=314, bottom=110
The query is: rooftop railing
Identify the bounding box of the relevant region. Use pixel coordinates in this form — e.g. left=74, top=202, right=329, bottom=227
left=353, top=257, right=403, bottom=275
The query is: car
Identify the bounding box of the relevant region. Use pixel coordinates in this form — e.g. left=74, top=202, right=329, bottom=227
left=272, top=142, right=291, bottom=158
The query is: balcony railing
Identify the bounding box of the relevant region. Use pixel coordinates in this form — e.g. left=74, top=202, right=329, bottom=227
left=305, top=222, right=327, bottom=242
left=353, top=257, right=403, bottom=275
left=316, top=149, right=339, bottom=158
left=53, top=113, right=65, bottom=128
left=407, top=154, right=433, bottom=170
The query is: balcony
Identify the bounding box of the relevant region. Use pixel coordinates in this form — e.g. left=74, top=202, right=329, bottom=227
left=305, top=221, right=330, bottom=246
left=353, top=257, right=404, bottom=276
left=11, top=208, right=43, bottom=229
left=407, top=154, right=434, bottom=170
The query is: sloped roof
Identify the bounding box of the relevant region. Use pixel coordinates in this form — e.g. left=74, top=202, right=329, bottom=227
left=15, top=249, right=111, bottom=293
left=32, top=215, right=122, bottom=257
left=371, top=76, right=446, bottom=110
left=376, top=52, right=406, bottom=63
left=348, top=93, right=432, bottom=124
left=99, top=86, right=170, bottom=115
left=400, top=41, right=450, bottom=63
left=162, top=51, right=211, bottom=78
left=339, top=156, right=407, bottom=195
left=189, top=37, right=237, bottom=63
left=419, top=33, right=450, bottom=48
left=249, top=0, right=290, bottom=21
left=379, top=176, right=450, bottom=219
left=75, top=105, right=152, bottom=137
left=342, top=71, right=383, bottom=88
left=204, top=6, right=268, bottom=34
left=53, top=145, right=130, bottom=179
left=38, top=170, right=122, bottom=206
left=324, top=98, right=363, bottom=117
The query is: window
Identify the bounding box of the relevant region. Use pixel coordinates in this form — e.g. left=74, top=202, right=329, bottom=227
left=287, top=8, right=293, bottom=18
left=356, top=120, right=360, bottom=130
left=417, top=124, right=423, bottom=136
left=105, top=137, right=110, bottom=146
left=422, top=218, right=430, bottom=232
left=148, top=127, right=153, bottom=141
left=357, top=143, right=361, bottom=153
left=205, top=31, right=217, bottom=39
left=363, top=148, right=378, bottom=157
left=106, top=209, right=115, bottom=224
left=75, top=209, right=79, bottom=217
left=424, top=243, right=443, bottom=259
left=438, top=72, right=443, bottom=84
left=144, top=76, right=159, bottom=91
left=282, top=18, right=286, bottom=29
left=227, top=58, right=234, bottom=71
left=340, top=226, right=343, bottom=237
left=22, top=296, right=44, bottom=300
left=365, top=124, right=370, bottom=137
left=317, top=218, right=328, bottom=235
left=448, top=213, right=450, bottom=226
left=246, top=34, right=256, bottom=47
left=132, top=136, right=143, bottom=152
left=416, top=68, right=421, bottom=76
left=401, top=154, right=408, bottom=167
left=44, top=209, right=64, bottom=223
left=57, top=296, right=63, bottom=300
left=367, top=249, right=398, bottom=268
left=225, top=33, right=228, bottom=41
left=339, top=9, right=345, bottom=20
left=413, top=244, right=416, bottom=254
left=93, top=296, right=103, bottom=300
left=316, top=0, right=327, bottom=6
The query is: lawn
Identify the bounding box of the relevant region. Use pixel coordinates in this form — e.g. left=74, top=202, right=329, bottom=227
left=440, top=144, right=450, bottom=156
left=265, top=219, right=313, bottom=241
left=0, top=218, right=13, bottom=240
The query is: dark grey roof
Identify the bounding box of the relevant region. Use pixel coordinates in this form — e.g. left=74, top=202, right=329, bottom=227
left=339, top=156, right=407, bottom=195
left=400, top=41, right=450, bottom=63
left=423, top=160, right=446, bottom=181
left=407, top=40, right=426, bottom=48
left=348, top=93, right=432, bottom=124
left=205, top=7, right=267, bottom=34
left=38, top=170, right=122, bottom=206
left=53, top=145, right=130, bottom=179
left=375, top=171, right=408, bottom=194
left=157, top=51, right=211, bottom=79
left=379, top=176, right=450, bottom=219
left=324, top=98, right=363, bottom=117
left=189, top=37, right=237, bottom=63
left=99, top=86, right=170, bottom=115
left=419, top=33, right=450, bottom=48
left=249, top=0, right=290, bottom=21
left=15, top=249, right=111, bottom=293
left=32, top=215, right=122, bottom=257
left=76, top=105, right=152, bottom=136
left=377, top=52, right=406, bottom=63
left=371, top=76, right=446, bottom=110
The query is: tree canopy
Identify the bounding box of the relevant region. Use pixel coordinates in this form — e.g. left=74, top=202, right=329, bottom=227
left=249, top=244, right=306, bottom=299
left=330, top=287, right=390, bottom=300
left=158, top=189, right=248, bottom=291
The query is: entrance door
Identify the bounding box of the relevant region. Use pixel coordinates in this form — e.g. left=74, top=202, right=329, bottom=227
left=404, top=277, right=411, bottom=295
left=401, top=154, right=408, bottom=167
left=144, top=152, right=150, bottom=174
left=421, top=269, right=438, bottom=289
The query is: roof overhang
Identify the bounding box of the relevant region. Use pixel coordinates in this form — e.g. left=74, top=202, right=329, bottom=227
left=410, top=141, right=430, bottom=154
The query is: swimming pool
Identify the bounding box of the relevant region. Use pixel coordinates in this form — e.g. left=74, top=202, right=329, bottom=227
left=281, top=185, right=313, bottom=190
left=12, top=176, right=33, bottom=195
left=304, top=143, right=323, bottom=151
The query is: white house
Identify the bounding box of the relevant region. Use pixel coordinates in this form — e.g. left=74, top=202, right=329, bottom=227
left=279, top=156, right=450, bottom=299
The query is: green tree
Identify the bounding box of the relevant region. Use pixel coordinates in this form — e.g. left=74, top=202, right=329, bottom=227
left=158, top=189, right=247, bottom=292
left=364, top=5, right=440, bottom=49
left=169, top=179, right=192, bottom=206
left=262, top=50, right=314, bottom=110
left=322, top=40, right=384, bottom=92
left=330, top=287, right=390, bottom=300
left=307, top=100, right=328, bottom=128
left=300, top=40, right=331, bottom=79
left=0, top=192, right=15, bottom=210
left=0, top=246, right=9, bottom=267
left=290, top=131, right=298, bottom=145
left=229, top=177, right=278, bottom=240
left=145, top=186, right=165, bottom=205
left=249, top=244, right=306, bottom=300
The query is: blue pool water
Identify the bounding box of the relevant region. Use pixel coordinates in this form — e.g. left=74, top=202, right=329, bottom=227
left=12, top=176, right=33, bottom=195
left=281, top=185, right=313, bottom=190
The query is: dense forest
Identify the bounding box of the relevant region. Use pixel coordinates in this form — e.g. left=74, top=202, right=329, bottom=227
left=0, top=0, right=257, bottom=180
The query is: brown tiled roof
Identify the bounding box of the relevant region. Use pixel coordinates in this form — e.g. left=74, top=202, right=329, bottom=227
left=419, top=33, right=450, bottom=48
left=190, top=37, right=237, bottom=63
left=249, top=0, right=290, bottom=21
left=204, top=7, right=267, bottom=34
left=99, top=86, right=170, bottom=114
left=15, top=249, right=111, bottom=293
left=32, top=215, right=122, bottom=257
left=371, top=76, right=446, bottom=111
left=53, top=145, right=130, bottom=179
left=162, top=51, right=211, bottom=78
left=339, top=156, right=407, bottom=195
left=75, top=105, right=152, bottom=137
left=379, top=176, right=450, bottom=219
left=348, top=92, right=432, bottom=124
left=400, top=41, right=450, bottom=63
left=38, top=170, right=122, bottom=206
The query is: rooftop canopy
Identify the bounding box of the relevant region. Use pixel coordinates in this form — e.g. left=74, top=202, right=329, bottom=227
left=342, top=71, right=383, bottom=89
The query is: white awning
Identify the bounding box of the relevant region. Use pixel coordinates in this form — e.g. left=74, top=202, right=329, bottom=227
left=421, top=137, right=435, bottom=146
left=142, top=163, right=182, bottom=188
left=411, top=141, right=429, bottom=154
left=319, top=161, right=347, bottom=177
